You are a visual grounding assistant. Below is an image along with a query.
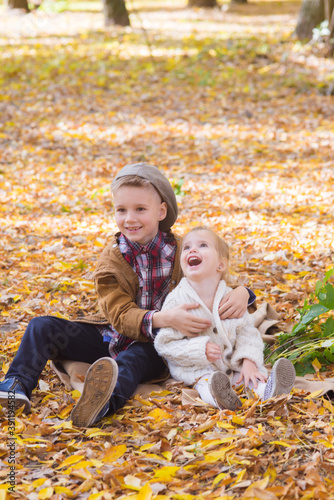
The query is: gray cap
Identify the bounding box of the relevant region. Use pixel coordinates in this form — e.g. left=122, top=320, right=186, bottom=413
left=112, top=163, right=178, bottom=232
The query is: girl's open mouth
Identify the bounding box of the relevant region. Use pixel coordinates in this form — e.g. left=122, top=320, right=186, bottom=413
left=187, top=256, right=202, bottom=267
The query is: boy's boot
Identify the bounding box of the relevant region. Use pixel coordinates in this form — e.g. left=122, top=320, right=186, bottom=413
left=71, top=357, right=118, bottom=427
left=210, top=371, right=241, bottom=411
left=0, top=378, right=31, bottom=413
left=263, top=358, right=295, bottom=400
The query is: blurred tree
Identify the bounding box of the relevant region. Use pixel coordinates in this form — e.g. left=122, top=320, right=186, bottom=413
left=296, top=0, right=334, bottom=40
left=104, top=0, right=130, bottom=26
left=188, top=0, right=217, bottom=6
left=6, top=0, right=29, bottom=11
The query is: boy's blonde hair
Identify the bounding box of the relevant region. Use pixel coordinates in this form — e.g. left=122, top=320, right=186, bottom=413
left=183, top=226, right=230, bottom=281
left=111, top=175, right=163, bottom=201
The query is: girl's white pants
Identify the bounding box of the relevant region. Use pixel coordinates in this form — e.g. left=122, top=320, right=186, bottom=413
left=194, top=371, right=267, bottom=409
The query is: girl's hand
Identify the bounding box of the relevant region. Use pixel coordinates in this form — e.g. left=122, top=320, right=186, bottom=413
left=236, top=358, right=267, bottom=389
left=153, top=304, right=211, bottom=337
left=206, top=342, right=222, bottom=362
left=218, top=286, right=249, bottom=319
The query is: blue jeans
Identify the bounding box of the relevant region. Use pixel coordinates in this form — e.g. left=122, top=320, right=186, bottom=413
left=7, top=316, right=166, bottom=413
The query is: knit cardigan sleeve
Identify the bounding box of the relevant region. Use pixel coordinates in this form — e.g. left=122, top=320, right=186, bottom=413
left=154, top=292, right=211, bottom=369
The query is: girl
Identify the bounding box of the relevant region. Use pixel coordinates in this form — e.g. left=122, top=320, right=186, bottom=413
left=154, top=226, right=295, bottom=410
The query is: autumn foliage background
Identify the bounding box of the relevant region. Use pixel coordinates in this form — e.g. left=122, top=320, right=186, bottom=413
left=1, top=1, right=334, bottom=499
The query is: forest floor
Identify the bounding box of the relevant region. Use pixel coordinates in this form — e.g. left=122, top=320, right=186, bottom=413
left=1, top=1, right=334, bottom=499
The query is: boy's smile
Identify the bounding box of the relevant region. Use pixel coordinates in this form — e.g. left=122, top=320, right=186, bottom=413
left=114, top=185, right=167, bottom=246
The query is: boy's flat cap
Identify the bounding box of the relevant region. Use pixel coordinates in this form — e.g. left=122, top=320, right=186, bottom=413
left=112, top=163, right=178, bottom=232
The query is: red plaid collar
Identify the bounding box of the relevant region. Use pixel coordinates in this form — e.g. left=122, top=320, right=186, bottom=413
left=120, top=231, right=164, bottom=258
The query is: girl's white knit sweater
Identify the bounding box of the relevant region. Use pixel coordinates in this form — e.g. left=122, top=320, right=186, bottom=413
left=154, top=278, right=266, bottom=385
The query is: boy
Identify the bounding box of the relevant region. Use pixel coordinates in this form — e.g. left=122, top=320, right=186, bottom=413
left=0, top=163, right=254, bottom=427
left=154, top=226, right=295, bottom=410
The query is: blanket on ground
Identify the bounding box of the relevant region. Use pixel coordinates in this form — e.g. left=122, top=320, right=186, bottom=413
left=50, top=303, right=334, bottom=400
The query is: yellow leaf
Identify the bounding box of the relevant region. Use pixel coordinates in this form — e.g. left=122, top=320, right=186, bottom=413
left=134, top=396, right=154, bottom=407
left=85, top=429, right=112, bottom=438
left=323, top=398, right=334, bottom=413
left=205, top=444, right=236, bottom=462
left=312, top=358, right=322, bottom=372
left=249, top=449, right=263, bottom=457
left=56, top=455, right=85, bottom=469
left=71, top=390, right=81, bottom=400
left=59, top=405, right=74, bottom=418
left=32, top=478, right=47, bottom=488
left=67, top=468, right=92, bottom=480
left=314, top=438, right=332, bottom=448
left=173, top=495, right=195, bottom=500
left=244, top=476, right=269, bottom=493
left=140, top=443, right=154, bottom=451
left=147, top=408, right=172, bottom=421
left=138, top=482, right=153, bottom=500
left=54, top=486, right=74, bottom=496
left=213, top=472, right=228, bottom=486
left=196, top=419, right=217, bottom=433
left=64, top=460, right=92, bottom=472
left=104, top=444, right=127, bottom=462
left=305, top=390, right=324, bottom=400
left=38, top=487, right=54, bottom=500
left=53, top=311, right=70, bottom=320
left=234, top=469, right=246, bottom=483
left=162, top=451, right=172, bottom=461
left=1, top=362, right=9, bottom=374
left=90, top=459, right=104, bottom=468
left=216, top=422, right=235, bottom=430
left=154, top=466, right=180, bottom=481
left=264, top=463, right=277, bottom=482
left=231, top=415, right=245, bottom=425
left=88, top=493, right=109, bottom=500
left=94, top=239, right=104, bottom=247
left=201, top=439, right=223, bottom=449
left=53, top=262, right=73, bottom=271
left=150, top=390, right=172, bottom=396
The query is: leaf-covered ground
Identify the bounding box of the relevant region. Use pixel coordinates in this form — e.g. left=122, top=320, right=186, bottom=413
left=1, top=1, right=334, bottom=498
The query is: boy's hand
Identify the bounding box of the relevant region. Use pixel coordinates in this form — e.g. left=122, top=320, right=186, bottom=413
left=170, top=304, right=211, bottom=337
left=236, top=358, right=267, bottom=389
left=218, top=286, right=249, bottom=319
left=206, top=341, right=221, bottom=362
left=153, top=304, right=211, bottom=337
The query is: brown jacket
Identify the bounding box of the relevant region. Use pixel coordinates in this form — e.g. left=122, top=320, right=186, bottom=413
left=76, top=232, right=183, bottom=343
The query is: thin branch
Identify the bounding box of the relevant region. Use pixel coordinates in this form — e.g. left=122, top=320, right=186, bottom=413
left=127, top=0, right=156, bottom=69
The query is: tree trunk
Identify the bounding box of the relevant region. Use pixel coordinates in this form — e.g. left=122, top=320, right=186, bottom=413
left=295, top=0, right=326, bottom=40
left=6, top=0, right=29, bottom=12
left=103, top=0, right=130, bottom=26
left=188, top=0, right=217, bottom=7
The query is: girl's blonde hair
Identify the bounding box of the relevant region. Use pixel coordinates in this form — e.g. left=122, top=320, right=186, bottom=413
left=183, top=226, right=230, bottom=282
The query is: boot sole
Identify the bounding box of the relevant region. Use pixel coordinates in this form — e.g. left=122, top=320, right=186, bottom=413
left=210, top=371, right=241, bottom=411
left=0, top=392, right=31, bottom=414
left=264, top=358, right=295, bottom=400
left=71, top=357, right=118, bottom=427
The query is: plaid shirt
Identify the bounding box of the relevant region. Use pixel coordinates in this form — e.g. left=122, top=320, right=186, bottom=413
left=98, top=231, right=177, bottom=358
